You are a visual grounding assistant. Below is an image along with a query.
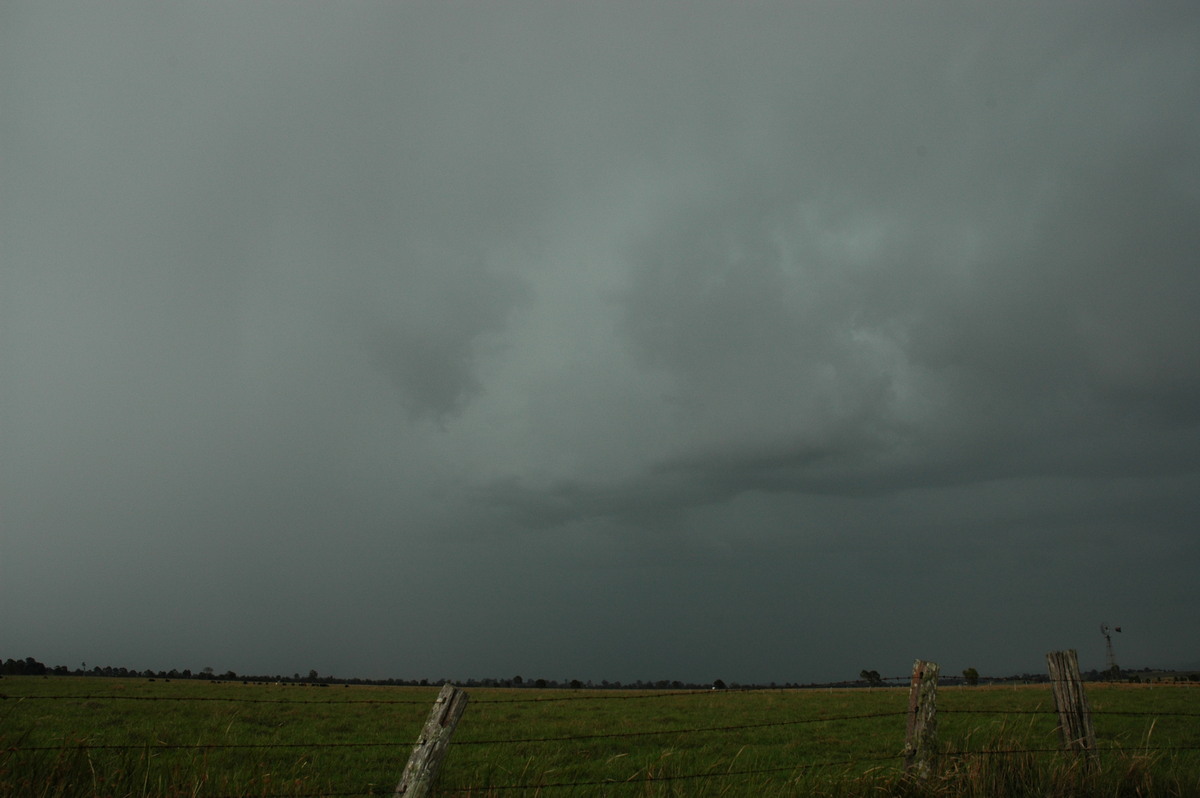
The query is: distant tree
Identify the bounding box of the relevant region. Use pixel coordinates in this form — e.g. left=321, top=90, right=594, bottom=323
left=569, top=679, right=583, bottom=689
left=859, top=670, right=883, bottom=687
left=534, top=678, right=547, bottom=689
left=962, top=667, right=980, bottom=686
left=2, top=657, right=47, bottom=675
left=712, top=679, right=727, bottom=690
left=512, top=675, right=523, bottom=686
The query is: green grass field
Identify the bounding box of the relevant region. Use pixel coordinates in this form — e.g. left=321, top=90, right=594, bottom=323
left=2, top=676, right=1199, bottom=797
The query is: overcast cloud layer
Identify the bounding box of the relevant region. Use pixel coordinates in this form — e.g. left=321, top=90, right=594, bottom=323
left=3, top=2, right=1199, bottom=685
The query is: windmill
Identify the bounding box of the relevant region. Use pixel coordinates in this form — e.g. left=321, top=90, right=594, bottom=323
left=1100, top=623, right=1122, bottom=679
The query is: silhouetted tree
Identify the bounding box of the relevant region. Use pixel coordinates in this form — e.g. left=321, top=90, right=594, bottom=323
left=2, top=657, right=47, bottom=675
left=962, top=667, right=980, bottom=686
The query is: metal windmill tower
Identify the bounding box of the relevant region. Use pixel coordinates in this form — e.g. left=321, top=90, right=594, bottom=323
left=1100, top=623, right=1122, bottom=678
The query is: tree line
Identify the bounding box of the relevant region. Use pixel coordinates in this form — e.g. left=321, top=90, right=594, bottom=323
left=0, top=658, right=740, bottom=690
left=5, top=655, right=1179, bottom=688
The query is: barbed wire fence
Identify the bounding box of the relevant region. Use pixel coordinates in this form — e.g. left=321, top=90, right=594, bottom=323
left=4, top=661, right=1200, bottom=797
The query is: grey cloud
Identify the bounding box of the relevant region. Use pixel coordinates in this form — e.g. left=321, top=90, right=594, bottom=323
left=4, top=1, right=1199, bottom=684
left=367, top=260, right=531, bottom=422
left=473, top=9, right=1200, bottom=550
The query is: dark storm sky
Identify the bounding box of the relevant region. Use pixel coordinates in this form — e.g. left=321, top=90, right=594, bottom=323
left=2, top=1, right=1198, bottom=684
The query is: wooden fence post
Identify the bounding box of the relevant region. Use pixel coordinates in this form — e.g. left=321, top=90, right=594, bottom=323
left=395, top=683, right=469, bottom=798
left=904, top=659, right=939, bottom=778
left=1045, top=650, right=1096, bottom=766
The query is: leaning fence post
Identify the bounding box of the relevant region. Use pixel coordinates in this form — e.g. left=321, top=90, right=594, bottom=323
left=1046, top=650, right=1096, bottom=766
left=395, top=683, right=469, bottom=798
left=904, top=659, right=939, bottom=778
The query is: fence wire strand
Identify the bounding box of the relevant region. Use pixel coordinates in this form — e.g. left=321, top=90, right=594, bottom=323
left=0, top=693, right=431, bottom=705
left=2, top=710, right=912, bottom=753
left=457, top=710, right=910, bottom=745
left=435, top=754, right=910, bottom=794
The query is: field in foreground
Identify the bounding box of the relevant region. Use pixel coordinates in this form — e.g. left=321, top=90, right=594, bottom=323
left=2, top=676, right=1199, bottom=797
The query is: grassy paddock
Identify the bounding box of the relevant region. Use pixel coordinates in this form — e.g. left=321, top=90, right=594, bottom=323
left=2, top=677, right=1198, bottom=796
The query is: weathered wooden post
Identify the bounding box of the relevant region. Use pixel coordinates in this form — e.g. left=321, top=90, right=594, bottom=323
left=904, top=659, right=939, bottom=778
left=395, top=683, right=469, bottom=798
left=1046, top=650, right=1096, bottom=766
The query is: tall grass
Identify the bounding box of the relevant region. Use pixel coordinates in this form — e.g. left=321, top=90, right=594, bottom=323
left=0, top=735, right=344, bottom=798
left=882, top=745, right=1194, bottom=798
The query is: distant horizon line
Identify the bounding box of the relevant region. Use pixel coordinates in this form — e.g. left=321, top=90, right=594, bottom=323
left=6, top=655, right=1197, bottom=688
